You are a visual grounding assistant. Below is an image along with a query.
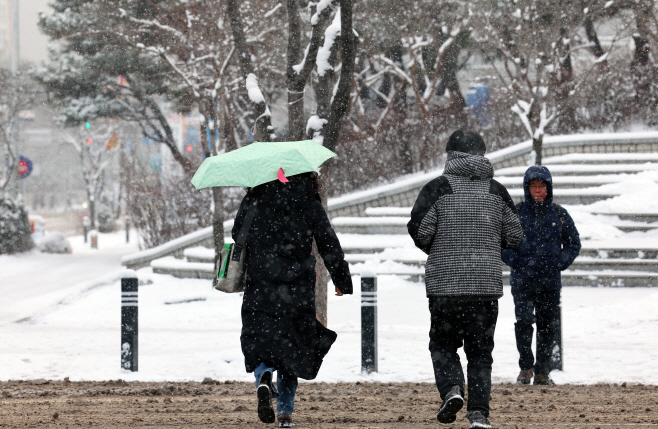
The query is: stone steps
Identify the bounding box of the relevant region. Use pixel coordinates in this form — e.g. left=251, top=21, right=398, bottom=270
left=364, top=208, right=658, bottom=223
left=347, top=265, right=658, bottom=287
left=331, top=216, right=658, bottom=235
left=496, top=175, right=624, bottom=189
left=496, top=163, right=658, bottom=177
left=151, top=253, right=658, bottom=287
left=345, top=253, right=658, bottom=272
left=543, top=153, right=658, bottom=165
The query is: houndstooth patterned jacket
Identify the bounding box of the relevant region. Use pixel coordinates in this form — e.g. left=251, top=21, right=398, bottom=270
left=407, top=151, right=523, bottom=298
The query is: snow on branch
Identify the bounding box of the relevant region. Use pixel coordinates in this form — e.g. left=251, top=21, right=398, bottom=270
left=317, top=8, right=342, bottom=77
left=594, top=52, right=609, bottom=63
left=511, top=99, right=534, bottom=138
left=534, top=103, right=556, bottom=140
left=311, top=0, right=337, bottom=25
left=376, top=56, right=414, bottom=85
left=264, top=3, right=283, bottom=18
left=118, top=9, right=185, bottom=39
left=245, top=73, right=266, bottom=105
left=292, top=43, right=312, bottom=74
left=306, top=115, right=328, bottom=144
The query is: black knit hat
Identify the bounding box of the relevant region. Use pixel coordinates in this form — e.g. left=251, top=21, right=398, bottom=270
left=445, top=130, right=486, bottom=156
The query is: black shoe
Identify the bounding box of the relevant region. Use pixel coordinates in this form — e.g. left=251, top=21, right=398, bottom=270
left=257, top=372, right=276, bottom=424
left=436, top=385, right=464, bottom=424
left=467, top=410, right=492, bottom=429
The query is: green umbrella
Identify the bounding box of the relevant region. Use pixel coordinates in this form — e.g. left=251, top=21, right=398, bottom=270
left=191, top=140, right=337, bottom=189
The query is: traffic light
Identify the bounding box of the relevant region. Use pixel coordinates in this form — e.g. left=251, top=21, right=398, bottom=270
left=85, top=122, right=91, bottom=129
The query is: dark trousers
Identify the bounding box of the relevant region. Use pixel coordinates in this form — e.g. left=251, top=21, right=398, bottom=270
left=512, top=287, right=560, bottom=374
left=428, top=297, right=498, bottom=418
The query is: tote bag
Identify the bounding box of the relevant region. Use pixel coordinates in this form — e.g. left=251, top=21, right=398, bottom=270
left=213, top=203, right=257, bottom=293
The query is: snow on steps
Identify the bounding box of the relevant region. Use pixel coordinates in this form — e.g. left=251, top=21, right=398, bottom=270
left=121, top=220, right=233, bottom=270
left=363, top=207, right=658, bottom=224
left=331, top=215, right=658, bottom=235
left=150, top=254, right=658, bottom=287
left=543, top=152, right=658, bottom=164
left=496, top=163, right=658, bottom=177
left=346, top=266, right=658, bottom=287
left=151, top=256, right=214, bottom=279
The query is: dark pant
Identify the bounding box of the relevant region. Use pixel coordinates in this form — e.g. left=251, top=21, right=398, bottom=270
left=512, top=287, right=560, bottom=374
left=428, top=297, right=498, bottom=418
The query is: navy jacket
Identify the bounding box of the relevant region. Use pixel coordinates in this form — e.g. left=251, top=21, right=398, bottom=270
left=501, top=166, right=581, bottom=291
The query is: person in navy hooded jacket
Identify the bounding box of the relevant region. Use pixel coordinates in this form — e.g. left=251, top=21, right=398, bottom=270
left=501, top=166, right=581, bottom=386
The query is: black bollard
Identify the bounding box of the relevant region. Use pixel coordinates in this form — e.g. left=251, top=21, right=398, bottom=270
left=83, top=216, right=90, bottom=243
left=121, top=275, right=139, bottom=371
left=361, top=275, right=378, bottom=373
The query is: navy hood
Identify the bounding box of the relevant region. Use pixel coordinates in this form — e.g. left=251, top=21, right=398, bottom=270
left=523, top=166, right=553, bottom=207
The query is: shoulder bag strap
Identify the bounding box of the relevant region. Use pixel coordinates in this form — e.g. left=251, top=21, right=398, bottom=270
left=235, top=202, right=258, bottom=247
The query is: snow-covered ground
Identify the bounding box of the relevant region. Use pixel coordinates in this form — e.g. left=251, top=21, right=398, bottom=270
left=3, top=142, right=658, bottom=385
left=0, top=231, right=139, bottom=325
left=1, top=230, right=657, bottom=384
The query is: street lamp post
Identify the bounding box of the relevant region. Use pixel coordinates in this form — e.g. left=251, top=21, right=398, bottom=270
left=11, top=0, right=20, bottom=201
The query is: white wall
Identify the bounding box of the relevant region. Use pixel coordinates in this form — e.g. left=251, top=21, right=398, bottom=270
left=19, top=0, right=50, bottom=65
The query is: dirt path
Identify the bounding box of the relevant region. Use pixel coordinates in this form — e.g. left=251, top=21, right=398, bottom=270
left=1, top=380, right=657, bottom=428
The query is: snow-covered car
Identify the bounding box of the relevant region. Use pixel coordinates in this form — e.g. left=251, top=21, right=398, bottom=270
left=35, top=232, right=72, bottom=254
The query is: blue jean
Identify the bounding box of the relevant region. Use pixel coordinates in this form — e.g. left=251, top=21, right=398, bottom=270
left=254, top=363, right=298, bottom=416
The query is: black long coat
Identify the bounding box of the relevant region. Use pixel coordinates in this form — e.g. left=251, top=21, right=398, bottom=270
left=232, top=179, right=353, bottom=380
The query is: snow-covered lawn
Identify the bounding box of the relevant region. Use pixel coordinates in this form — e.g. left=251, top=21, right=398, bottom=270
left=0, top=231, right=139, bottom=325
left=1, top=233, right=657, bottom=385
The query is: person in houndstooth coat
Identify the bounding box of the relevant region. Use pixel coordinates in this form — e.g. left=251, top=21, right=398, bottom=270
left=408, top=130, right=524, bottom=429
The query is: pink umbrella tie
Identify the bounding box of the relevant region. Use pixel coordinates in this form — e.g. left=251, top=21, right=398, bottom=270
left=277, top=168, right=290, bottom=183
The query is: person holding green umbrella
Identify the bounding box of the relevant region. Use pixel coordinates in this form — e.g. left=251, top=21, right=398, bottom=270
left=193, top=141, right=353, bottom=428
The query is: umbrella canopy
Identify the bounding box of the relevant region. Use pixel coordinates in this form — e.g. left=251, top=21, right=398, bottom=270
left=191, top=140, right=337, bottom=189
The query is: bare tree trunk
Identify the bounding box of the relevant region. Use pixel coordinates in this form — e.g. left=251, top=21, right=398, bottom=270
left=208, top=100, right=224, bottom=263
left=312, top=0, right=356, bottom=326
left=226, top=0, right=275, bottom=142
left=286, top=0, right=306, bottom=140
left=200, top=113, right=211, bottom=160
left=398, top=135, right=414, bottom=174
left=212, top=187, right=224, bottom=263
left=533, top=134, right=543, bottom=166
left=312, top=238, right=328, bottom=326
left=322, top=0, right=357, bottom=153
left=222, top=95, right=238, bottom=151
left=555, top=28, right=576, bottom=133
left=440, top=37, right=469, bottom=128
left=584, top=16, right=605, bottom=58
left=287, top=0, right=339, bottom=141
left=89, top=198, right=96, bottom=230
